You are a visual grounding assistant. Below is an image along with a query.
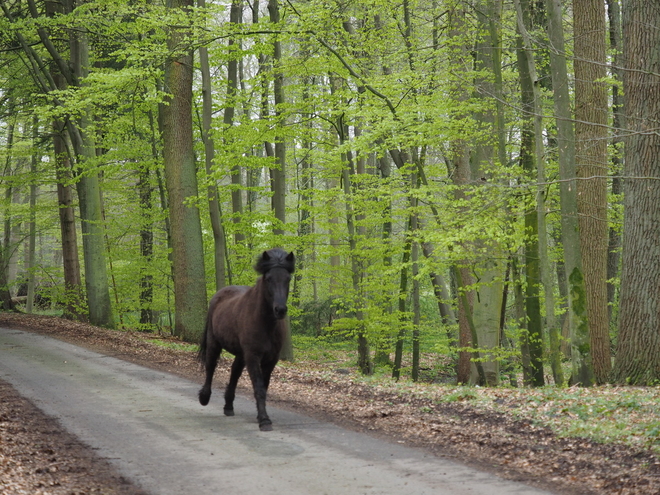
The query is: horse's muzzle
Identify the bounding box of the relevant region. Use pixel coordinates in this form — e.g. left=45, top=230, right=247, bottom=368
left=273, top=305, right=288, bottom=319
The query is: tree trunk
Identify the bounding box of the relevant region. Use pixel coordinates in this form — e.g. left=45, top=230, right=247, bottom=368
left=267, top=0, right=292, bottom=361
left=411, top=199, right=421, bottom=382
left=268, top=0, right=287, bottom=237
left=26, top=117, right=39, bottom=314
left=199, top=0, right=228, bottom=292
left=512, top=257, right=533, bottom=384
left=342, top=146, right=372, bottom=375
left=293, top=75, right=314, bottom=305
left=518, top=114, right=545, bottom=386
left=573, top=0, right=611, bottom=384
left=612, top=0, right=660, bottom=385
left=447, top=5, right=477, bottom=384
left=138, top=162, right=155, bottom=327
left=161, top=0, right=208, bottom=342
left=606, top=0, right=623, bottom=326
left=392, top=220, right=412, bottom=380
left=227, top=0, right=245, bottom=247
left=453, top=266, right=487, bottom=385
left=515, top=0, right=546, bottom=386
left=545, top=0, right=593, bottom=385
left=69, top=17, right=115, bottom=328
left=0, top=103, right=16, bottom=311
left=53, top=120, right=84, bottom=320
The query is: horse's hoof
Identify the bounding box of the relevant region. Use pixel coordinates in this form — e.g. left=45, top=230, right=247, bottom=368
left=259, top=422, right=273, bottom=432
left=224, top=408, right=234, bottom=417
left=199, top=389, right=211, bottom=406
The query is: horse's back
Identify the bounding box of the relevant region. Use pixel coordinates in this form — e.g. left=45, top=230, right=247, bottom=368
left=211, top=285, right=250, bottom=308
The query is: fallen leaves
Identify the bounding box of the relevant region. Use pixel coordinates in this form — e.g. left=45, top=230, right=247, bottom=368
left=0, top=380, right=146, bottom=495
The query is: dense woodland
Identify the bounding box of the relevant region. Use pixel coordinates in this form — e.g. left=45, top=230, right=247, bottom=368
left=1, top=0, right=659, bottom=386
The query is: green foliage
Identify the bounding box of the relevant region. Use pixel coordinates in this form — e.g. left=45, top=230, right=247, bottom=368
left=0, top=0, right=634, bottom=385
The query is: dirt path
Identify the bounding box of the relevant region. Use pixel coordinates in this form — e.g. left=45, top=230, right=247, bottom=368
left=1, top=313, right=659, bottom=494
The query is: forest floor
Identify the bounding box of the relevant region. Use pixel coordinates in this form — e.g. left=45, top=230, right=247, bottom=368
left=1, top=312, right=659, bottom=495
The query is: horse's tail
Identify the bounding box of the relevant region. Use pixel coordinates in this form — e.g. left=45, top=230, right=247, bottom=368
left=197, top=312, right=210, bottom=364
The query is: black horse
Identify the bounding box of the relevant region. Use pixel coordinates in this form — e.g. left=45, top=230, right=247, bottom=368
left=198, top=248, right=295, bottom=431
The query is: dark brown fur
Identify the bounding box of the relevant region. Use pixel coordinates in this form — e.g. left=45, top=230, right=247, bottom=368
left=197, top=249, right=294, bottom=431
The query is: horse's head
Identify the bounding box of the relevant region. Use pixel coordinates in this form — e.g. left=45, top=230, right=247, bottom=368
left=255, top=249, right=295, bottom=320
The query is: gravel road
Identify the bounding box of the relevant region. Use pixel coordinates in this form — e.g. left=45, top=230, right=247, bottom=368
left=0, top=326, right=554, bottom=495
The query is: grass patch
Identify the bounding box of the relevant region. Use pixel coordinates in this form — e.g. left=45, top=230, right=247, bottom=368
left=145, top=338, right=198, bottom=353
left=483, top=386, right=660, bottom=454
left=289, top=335, right=356, bottom=367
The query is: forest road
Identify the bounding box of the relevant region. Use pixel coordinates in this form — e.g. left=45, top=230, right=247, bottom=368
left=0, top=327, right=553, bottom=495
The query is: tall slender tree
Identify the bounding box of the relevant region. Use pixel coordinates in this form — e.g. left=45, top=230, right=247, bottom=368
left=573, top=0, right=610, bottom=384
left=198, top=0, right=228, bottom=291
left=545, top=0, right=592, bottom=385
left=0, top=99, right=16, bottom=311
left=70, top=18, right=115, bottom=328
left=515, top=0, right=562, bottom=385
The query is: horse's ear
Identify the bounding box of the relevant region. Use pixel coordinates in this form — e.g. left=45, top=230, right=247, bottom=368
left=286, top=251, right=294, bottom=263
left=262, top=251, right=271, bottom=261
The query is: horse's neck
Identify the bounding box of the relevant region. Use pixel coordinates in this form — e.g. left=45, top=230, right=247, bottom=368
left=253, top=278, right=277, bottom=326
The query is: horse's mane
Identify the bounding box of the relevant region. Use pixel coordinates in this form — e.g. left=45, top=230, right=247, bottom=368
left=254, top=248, right=295, bottom=274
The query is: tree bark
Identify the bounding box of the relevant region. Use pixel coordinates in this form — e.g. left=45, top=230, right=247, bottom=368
left=0, top=103, right=16, bottom=311
left=228, top=0, right=245, bottom=247
left=392, top=220, right=412, bottom=380
left=545, top=0, right=593, bottom=385
left=268, top=0, right=287, bottom=237
left=515, top=0, right=547, bottom=386
left=53, top=120, right=84, bottom=320
left=612, top=0, right=660, bottom=385
left=573, top=0, right=611, bottom=384
left=161, top=0, right=208, bottom=342
left=26, top=117, right=39, bottom=314
left=138, top=162, right=155, bottom=327
left=342, top=146, right=372, bottom=376
left=411, top=197, right=421, bottom=382
left=267, top=0, right=293, bottom=361
left=64, top=0, right=115, bottom=328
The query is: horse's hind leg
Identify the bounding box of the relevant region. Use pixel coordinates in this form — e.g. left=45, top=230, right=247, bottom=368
left=223, top=355, right=245, bottom=416
left=198, top=341, right=221, bottom=406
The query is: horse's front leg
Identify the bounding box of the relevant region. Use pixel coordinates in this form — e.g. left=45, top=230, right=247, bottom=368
left=246, top=356, right=271, bottom=431
left=262, top=355, right=279, bottom=393
left=223, top=355, right=244, bottom=416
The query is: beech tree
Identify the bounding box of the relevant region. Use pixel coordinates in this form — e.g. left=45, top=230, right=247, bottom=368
left=544, top=0, right=592, bottom=386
